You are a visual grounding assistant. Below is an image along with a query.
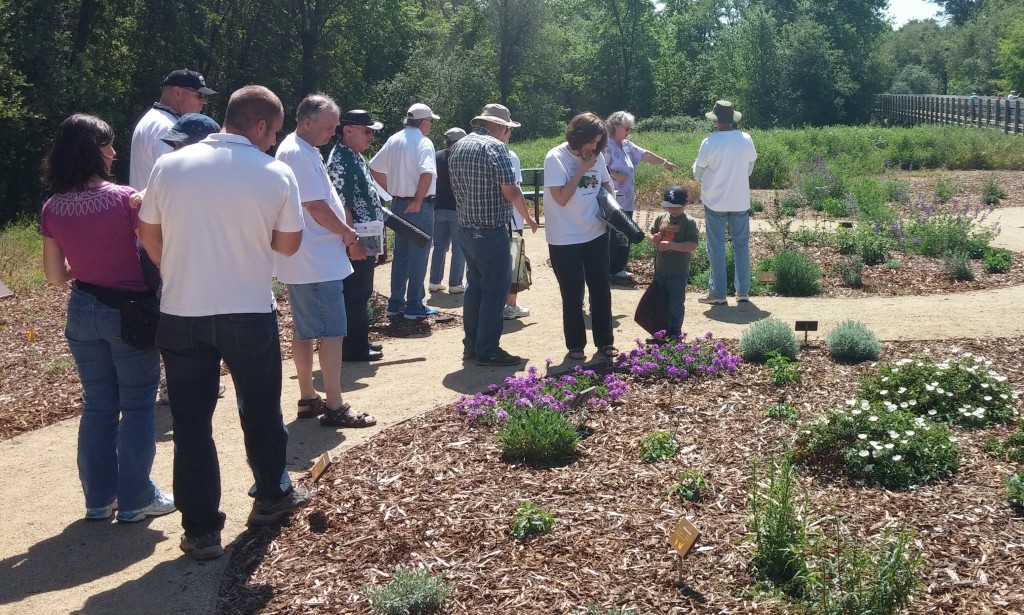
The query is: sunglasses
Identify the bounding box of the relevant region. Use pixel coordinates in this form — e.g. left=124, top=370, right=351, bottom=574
left=184, top=88, right=208, bottom=102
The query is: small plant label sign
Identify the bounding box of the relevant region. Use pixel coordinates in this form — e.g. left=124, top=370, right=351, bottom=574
left=310, top=452, right=333, bottom=483
left=758, top=271, right=777, bottom=283
left=669, top=517, right=700, bottom=558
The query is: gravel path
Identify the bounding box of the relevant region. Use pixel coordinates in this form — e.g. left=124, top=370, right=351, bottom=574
left=3, top=208, right=1024, bottom=614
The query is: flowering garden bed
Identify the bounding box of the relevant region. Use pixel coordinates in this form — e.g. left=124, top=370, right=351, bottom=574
left=218, top=336, right=1024, bottom=614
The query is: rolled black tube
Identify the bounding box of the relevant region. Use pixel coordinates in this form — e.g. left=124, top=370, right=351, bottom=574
left=597, top=187, right=645, bottom=244
left=381, top=207, right=431, bottom=247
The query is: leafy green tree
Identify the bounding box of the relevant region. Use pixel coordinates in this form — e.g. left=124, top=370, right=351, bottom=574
left=711, top=5, right=780, bottom=127
left=996, top=19, right=1024, bottom=92
left=888, top=65, right=942, bottom=94
left=776, top=16, right=856, bottom=126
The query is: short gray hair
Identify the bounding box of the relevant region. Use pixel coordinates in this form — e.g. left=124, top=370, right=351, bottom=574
left=404, top=117, right=428, bottom=128
left=606, top=110, right=635, bottom=130
left=296, top=93, right=339, bottom=123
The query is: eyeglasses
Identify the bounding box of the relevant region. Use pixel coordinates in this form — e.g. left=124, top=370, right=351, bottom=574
left=184, top=88, right=208, bottom=102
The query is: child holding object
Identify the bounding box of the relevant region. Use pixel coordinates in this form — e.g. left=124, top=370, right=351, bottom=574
left=649, top=185, right=699, bottom=340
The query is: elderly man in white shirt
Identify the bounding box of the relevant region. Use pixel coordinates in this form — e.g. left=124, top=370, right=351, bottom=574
left=692, top=100, right=757, bottom=306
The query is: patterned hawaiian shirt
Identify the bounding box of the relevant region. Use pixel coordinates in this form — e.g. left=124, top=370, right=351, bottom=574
left=326, top=142, right=384, bottom=224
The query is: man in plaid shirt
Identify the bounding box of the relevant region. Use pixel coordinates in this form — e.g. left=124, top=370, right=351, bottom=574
left=449, top=103, right=537, bottom=367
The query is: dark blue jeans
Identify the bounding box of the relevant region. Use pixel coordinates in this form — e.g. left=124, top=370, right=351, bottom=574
left=548, top=234, right=614, bottom=351
left=342, top=257, right=376, bottom=358
left=459, top=226, right=511, bottom=357
left=654, top=270, right=688, bottom=338
left=157, top=311, right=291, bottom=537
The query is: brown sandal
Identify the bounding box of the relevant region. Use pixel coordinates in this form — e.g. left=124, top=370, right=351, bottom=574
left=319, top=403, right=377, bottom=428
left=296, top=396, right=326, bottom=419
left=600, top=345, right=620, bottom=358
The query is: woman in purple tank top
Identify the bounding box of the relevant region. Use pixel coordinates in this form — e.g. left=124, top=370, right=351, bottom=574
left=40, top=114, right=174, bottom=523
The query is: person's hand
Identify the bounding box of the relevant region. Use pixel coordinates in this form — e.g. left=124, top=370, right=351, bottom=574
left=657, top=240, right=674, bottom=252
left=129, top=193, right=144, bottom=209
left=406, top=200, right=422, bottom=214
left=578, top=152, right=599, bottom=173
left=348, top=242, right=368, bottom=261
left=527, top=217, right=539, bottom=233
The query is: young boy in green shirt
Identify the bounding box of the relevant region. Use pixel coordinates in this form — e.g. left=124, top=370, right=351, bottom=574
left=650, top=185, right=699, bottom=339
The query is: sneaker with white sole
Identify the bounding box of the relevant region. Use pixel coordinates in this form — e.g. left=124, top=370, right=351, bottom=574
left=180, top=531, right=224, bottom=560
left=157, top=378, right=170, bottom=405
left=448, top=284, right=465, bottom=294
left=737, top=293, right=750, bottom=302
left=697, top=294, right=727, bottom=305
left=502, top=304, right=530, bottom=319
left=117, top=492, right=176, bottom=523
left=86, top=499, right=117, bottom=521
left=403, top=307, right=439, bottom=320
left=428, top=283, right=445, bottom=292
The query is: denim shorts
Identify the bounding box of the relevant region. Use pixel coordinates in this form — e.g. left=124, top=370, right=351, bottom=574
left=287, top=280, right=347, bottom=341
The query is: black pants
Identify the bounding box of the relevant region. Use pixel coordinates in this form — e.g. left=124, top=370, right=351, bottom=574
left=548, top=234, right=614, bottom=351
left=342, top=257, right=376, bottom=359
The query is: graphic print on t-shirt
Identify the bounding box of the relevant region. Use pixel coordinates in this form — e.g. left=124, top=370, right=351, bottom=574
left=578, top=173, right=600, bottom=189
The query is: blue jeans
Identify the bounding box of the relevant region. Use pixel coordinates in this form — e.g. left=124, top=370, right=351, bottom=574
left=157, top=311, right=291, bottom=537
left=459, top=226, right=511, bottom=357
left=548, top=234, right=614, bottom=351
left=389, top=197, right=434, bottom=316
left=65, top=287, right=161, bottom=512
left=429, top=208, right=465, bottom=287
left=704, top=207, right=751, bottom=297
left=654, top=271, right=688, bottom=338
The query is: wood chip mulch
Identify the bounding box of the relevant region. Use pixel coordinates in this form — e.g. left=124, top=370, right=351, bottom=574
left=218, top=337, right=1024, bottom=615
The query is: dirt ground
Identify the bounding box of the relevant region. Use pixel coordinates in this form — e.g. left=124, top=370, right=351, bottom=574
left=2, top=179, right=1024, bottom=614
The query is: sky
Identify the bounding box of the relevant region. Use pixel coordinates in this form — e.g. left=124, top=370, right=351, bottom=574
left=887, top=0, right=944, bottom=28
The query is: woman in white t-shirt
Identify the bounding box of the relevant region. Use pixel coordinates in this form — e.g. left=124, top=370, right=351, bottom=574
left=543, top=112, right=618, bottom=360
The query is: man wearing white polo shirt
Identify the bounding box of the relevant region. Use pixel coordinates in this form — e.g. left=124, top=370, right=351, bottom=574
left=273, top=94, right=376, bottom=429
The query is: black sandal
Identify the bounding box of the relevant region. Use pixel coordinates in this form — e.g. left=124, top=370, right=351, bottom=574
left=319, top=403, right=377, bottom=428
left=296, top=396, right=326, bottom=419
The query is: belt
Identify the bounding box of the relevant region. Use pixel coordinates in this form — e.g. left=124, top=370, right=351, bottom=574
left=394, top=195, right=435, bottom=201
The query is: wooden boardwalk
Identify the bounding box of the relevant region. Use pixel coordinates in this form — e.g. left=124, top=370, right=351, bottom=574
left=875, top=94, right=1024, bottom=134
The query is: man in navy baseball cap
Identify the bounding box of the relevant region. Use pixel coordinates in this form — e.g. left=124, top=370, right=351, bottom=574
left=161, top=69, right=217, bottom=96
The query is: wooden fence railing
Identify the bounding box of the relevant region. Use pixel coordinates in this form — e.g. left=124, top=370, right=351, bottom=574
left=874, top=94, right=1024, bottom=135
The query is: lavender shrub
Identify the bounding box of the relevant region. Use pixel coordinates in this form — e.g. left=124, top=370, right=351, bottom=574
left=613, top=331, right=741, bottom=380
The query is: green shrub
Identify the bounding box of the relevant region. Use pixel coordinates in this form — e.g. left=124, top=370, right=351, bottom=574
left=980, top=175, right=1007, bottom=205
left=766, top=350, right=802, bottom=385
left=983, top=247, right=1012, bottom=273
left=773, top=249, right=822, bottom=296
left=835, top=256, right=864, bottom=288
left=903, top=215, right=993, bottom=259
left=509, top=501, right=555, bottom=540
left=667, top=470, right=709, bottom=502
left=639, top=430, right=678, bottom=463
left=793, top=226, right=823, bottom=247
left=497, top=406, right=580, bottom=465
left=826, top=321, right=881, bottom=364
left=633, top=114, right=706, bottom=133
left=794, top=402, right=960, bottom=489
left=765, top=404, right=800, bottom=423
left=750, top=455, right=807, bottom=595
left=932, top=175, right=965, bottom=203
left=804, top=529, right=921, bottom=615
left=944, top=250, right=975, bottom=281
left=822, top=197, right=850, bottom=218
left=832, top=227, right=858, bottom=255
left=1008, top=470, right=1024, bottom=510
left=982, top=425, right=1024, bottom=463
left=884, top=259, right=902, bottom=270
left=740, top=317, right=800, bottom=363
left=750, top=198, right=766, bottom=214
left=796, top=157, right=843, bottom=211
left=858, top=231, right=890, bottom=266
left=859, top=354, right=1019, bottom=427
left=364, top=568, right=452, bottom=615
left=780, top=193, right=802, bottom=217
left=751, top=141, right=794, bottom=189
left=881, top=178, right=911, bottom=205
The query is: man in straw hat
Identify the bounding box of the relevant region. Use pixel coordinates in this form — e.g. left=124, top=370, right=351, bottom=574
left=448, top=103, right=538, bottom=367
left=692, top=100, right=757, bottom=306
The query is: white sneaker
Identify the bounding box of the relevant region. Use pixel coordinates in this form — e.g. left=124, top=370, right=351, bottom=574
left=117, top=492, right=176, bottom=523
left=157, top=378, right=170, bottom=405
left=448, top=284, right=465, bottom=294
left=218, top=381, right=226, bottom=397
left=697, top=294, right=727, bottom=305
left=737, top=293, right=750, bottom=302
left=428, top=283, right=445, bottom=292
left=612, top=270, right=633, bottom=279
left=503, top=304, right=530, bottom=319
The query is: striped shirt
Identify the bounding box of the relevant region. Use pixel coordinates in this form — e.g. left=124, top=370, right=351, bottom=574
left=448, top=127, right=516, bottom=228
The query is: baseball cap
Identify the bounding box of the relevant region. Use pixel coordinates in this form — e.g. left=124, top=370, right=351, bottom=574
left=406, top=103, right=440, bottom=121
left=160, top=113, right=221, bottom=147
left=161, top=69, right=217, bottom=96
left=661, top=185, right=688, bottom=208
left=444, top=127, right=467, bottom=141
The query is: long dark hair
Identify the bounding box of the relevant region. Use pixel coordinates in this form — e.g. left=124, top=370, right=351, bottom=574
left=565, top=112, right=607, bottom=156
left=41, top=113, right=115, bottom=193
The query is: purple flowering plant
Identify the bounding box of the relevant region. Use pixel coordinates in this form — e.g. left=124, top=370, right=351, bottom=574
left=613, top=331, right=741, bottom=380
left=454, top=364, right=627, bottom=425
